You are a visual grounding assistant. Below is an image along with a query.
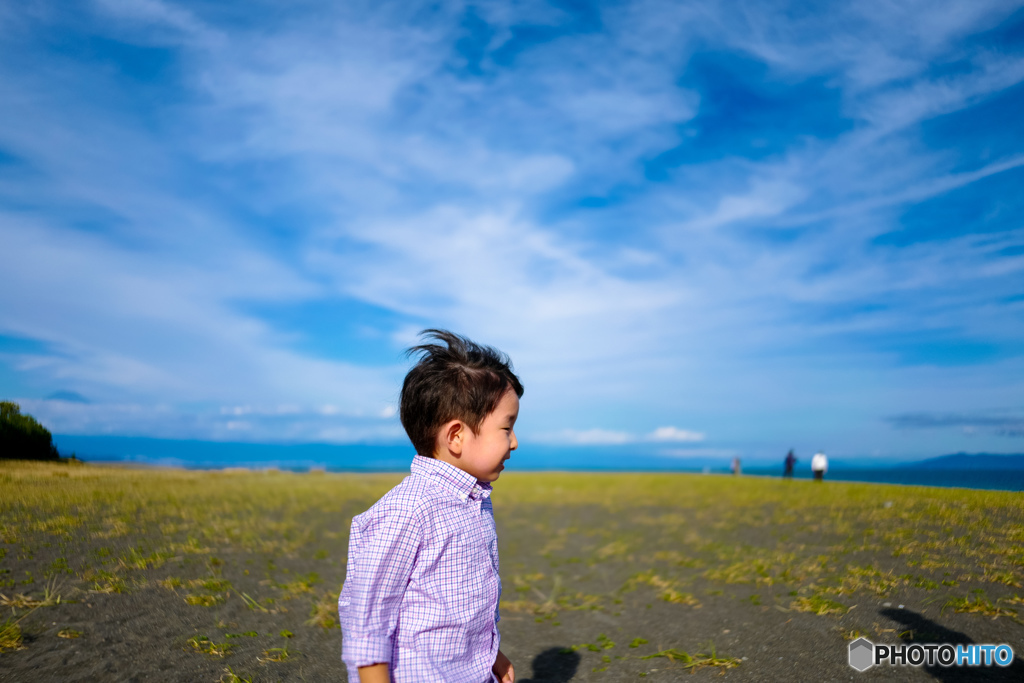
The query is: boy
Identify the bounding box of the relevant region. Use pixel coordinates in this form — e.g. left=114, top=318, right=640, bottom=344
left=339, top=329, right=522, bottom=683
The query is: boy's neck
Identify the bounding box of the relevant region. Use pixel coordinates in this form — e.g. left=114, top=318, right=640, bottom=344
left=431, top=450, right=471, bottom=476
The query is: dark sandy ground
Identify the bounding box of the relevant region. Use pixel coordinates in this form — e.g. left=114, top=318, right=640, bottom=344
left=1, top=463, right=1022, bottom=682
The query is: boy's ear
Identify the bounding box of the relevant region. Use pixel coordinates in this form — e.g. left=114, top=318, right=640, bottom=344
left=444, top=420, right=464, bottom=456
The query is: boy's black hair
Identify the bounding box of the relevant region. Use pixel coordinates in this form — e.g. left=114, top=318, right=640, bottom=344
left=400, top=329, right=524, bottom=457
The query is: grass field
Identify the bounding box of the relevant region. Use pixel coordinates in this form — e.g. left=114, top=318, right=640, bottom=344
left=1, top=460, right=1022, bottom=681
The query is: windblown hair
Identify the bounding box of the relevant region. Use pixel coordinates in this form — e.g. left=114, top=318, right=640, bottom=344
left=400, top=329, right=524, bottom=457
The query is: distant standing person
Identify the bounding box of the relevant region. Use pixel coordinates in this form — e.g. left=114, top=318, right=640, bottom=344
left=811, top=451, right=828, bottom=481
left=784, top=450, right=796, bottom=478
left=731, top=456, right=741, bottom=476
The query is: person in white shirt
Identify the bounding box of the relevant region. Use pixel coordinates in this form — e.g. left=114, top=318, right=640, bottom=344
left=811, top=451, right=828, bottom=481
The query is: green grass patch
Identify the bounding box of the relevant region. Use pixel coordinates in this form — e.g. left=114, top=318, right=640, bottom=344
left=640, top=642, right=740, bottom=672
left=943, top=595, right=1018, bottom=620
left=0, top=618, right=24, bottom=652
left=186, top=635, right=232, bottom=657
left=260, top=646, right=292, bottom=662
left=791, top=594, right=848, bottom=615
left=218, top=667, right=253, bottom=683
left=185, top=593, right=224, bottom=607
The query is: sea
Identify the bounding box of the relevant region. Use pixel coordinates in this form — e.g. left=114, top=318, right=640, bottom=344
left=52, top=435, right=1024, bottom=493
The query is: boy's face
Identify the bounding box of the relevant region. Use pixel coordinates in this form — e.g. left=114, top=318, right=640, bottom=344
left=459, top=388, right=519, bottom=483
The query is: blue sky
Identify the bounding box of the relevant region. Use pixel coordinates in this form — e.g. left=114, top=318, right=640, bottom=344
left=1, top=0, right=1023, bottom=464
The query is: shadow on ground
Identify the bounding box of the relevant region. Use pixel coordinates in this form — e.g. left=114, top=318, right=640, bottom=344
left=518, top=647, right=580, bottom=682
left=880, top=607, right=1023, bottom=682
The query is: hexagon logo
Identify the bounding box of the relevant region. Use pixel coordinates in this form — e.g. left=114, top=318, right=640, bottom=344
left=849, top=637, right=874, bottom=672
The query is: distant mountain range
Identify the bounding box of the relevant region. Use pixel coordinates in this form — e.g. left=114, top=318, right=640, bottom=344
left=911, top=453, right=1024, bottom=471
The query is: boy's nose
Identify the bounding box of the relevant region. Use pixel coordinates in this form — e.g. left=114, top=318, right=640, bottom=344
left=510, top=430, right=518, bottom=451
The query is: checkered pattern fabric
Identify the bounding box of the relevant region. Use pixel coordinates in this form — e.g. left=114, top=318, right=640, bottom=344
left=339, top=455, right=502, bottom=682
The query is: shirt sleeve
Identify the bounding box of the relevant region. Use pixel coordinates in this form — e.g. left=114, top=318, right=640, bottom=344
left=339, top=501, right=423, bottom=668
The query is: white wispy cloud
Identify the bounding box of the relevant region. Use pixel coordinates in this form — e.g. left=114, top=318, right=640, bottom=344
left=656, top=448, right=740, bottom=459
left=0, top=1, right=1022, bottom=458
left=19, top=398, right=405, bottom=444
left=649, top=426, right=706, bottom=442
left=539, top=426, right=706, bottom=445
left=92, top=0, right=217, bottom=41
left=542, top=429, right=635, bottom=446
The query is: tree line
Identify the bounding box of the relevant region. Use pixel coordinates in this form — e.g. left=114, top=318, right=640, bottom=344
left=0, top=401, right=60, bottom=461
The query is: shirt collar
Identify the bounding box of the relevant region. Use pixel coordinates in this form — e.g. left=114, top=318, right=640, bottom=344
left=410, top=455, right=493, bottom=502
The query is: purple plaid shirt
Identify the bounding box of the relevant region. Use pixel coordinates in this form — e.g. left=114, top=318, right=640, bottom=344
left=339, top=455, right=502, bottom=682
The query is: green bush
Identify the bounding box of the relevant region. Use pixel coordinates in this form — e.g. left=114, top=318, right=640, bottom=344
left=0, top=401, right=59, bottom=461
